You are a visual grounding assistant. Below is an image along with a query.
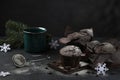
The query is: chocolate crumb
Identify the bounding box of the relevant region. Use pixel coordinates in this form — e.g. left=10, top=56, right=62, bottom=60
left=75, top=73, right=79, bottom=76
left=45, top=67, right=49, bottom=70
left=48, top=72, right=52, bottom=75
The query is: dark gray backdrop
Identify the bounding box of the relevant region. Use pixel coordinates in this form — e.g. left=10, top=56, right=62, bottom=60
left=0, top=0, right=120, bottom=37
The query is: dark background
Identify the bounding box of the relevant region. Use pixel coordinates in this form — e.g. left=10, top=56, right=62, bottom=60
left=0, top=0, right=120, bottom=37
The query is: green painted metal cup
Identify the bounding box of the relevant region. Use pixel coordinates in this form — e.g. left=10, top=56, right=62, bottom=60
left=24, top=27, right=50, bottom=53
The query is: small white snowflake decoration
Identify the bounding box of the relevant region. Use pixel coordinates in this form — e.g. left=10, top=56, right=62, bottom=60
left=95, top=63, right=109, bottom=76
left=0, top=71, right=10, bottom=77
left=49, top=39, right=59, bottom=49
left=0, top=43, right=11, bottom=53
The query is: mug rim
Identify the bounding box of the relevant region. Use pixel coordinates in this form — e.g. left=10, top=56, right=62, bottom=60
left=24, top=27, right=47, bottom=34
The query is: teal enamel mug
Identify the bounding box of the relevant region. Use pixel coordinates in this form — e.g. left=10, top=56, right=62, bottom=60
left=24, top=27, right=50, bottom=53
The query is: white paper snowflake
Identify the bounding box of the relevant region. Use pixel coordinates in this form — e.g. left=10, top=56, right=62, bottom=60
left=0, top=71, right=10, bottom=77
left=49, top=39, right=59, bottom=49
left=95, top=63, right=109, bottom=76
left=0, top=43, right=11, bottom=53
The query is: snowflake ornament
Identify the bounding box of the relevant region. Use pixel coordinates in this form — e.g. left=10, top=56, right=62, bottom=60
left=95, top=63, right=109, bottom=76
left=0, top=71, right=10, bottom=77
left=49, top=39, right=60, bottom=49
left=0, top=43, right=11, bottom=53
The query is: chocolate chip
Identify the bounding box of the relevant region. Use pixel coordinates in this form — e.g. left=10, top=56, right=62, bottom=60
left=75, top=73, right=79, bottom=76
left=45, top=67, right=49, bottom=70
left=48, top=72, right=52, bottom=75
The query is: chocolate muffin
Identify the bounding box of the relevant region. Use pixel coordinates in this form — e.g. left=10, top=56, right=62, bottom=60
left=60, top=45, right=83, bottom=69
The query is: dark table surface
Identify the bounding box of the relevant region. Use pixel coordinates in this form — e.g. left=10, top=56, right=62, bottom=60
left=0, top=49, right=120, bottom=80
